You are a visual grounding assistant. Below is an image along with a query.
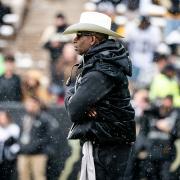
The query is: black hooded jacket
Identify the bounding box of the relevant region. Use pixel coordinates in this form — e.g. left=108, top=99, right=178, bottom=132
left=65, top=39, right=136, bottom=144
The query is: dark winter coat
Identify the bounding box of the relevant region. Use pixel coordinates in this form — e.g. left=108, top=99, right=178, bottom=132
left=0, top=74, right=22, bottom=102
left=19, top=112, right=51, bottom=155
left=65, top=39, right=136, bottom=144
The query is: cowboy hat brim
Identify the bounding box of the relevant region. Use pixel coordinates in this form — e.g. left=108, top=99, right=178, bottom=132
left=63, top=23, right=123, bottom=38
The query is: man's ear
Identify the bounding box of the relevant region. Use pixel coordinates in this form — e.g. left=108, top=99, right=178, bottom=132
left=90, top=36, right=96, bottom=45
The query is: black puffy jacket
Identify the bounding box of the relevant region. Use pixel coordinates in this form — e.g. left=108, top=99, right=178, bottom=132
left=65, top=39, right=136, bottom=144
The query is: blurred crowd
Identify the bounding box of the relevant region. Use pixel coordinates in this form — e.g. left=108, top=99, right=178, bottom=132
left=0, top=0, right=28, bottom=48
left=0, top=0, right=180, bottom=179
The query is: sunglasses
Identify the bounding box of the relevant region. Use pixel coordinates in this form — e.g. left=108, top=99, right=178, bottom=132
left=76, top=32, right=94, bottom=39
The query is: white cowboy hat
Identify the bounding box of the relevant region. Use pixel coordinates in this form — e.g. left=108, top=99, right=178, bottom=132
left=63, top=11, right=123, bottom=38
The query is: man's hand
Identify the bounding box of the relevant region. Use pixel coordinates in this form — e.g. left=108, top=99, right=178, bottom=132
left=156, top=119, right=171, bottom=133
left=88, top=108, right=97, bottom=118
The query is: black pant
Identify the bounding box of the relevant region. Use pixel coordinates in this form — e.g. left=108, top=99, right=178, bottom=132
left=146, top=159, right=172, bottom=180
left=93, top=143, right=132, bottom=180
left=0, top=160, right=17, bottom=180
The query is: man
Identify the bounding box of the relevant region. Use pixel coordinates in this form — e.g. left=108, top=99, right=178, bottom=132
left=18, top=96, right=51, bottom=180
left=0, top=110, right=20, bottom=180
left=41, top=13, right=70, bottom=96
left=133, top=95, right=179, bottom=180
left=125, top=15, right=161, bottom=86
left=0, top=54, right=22, bottom=102
left=63, top=12, right=136, bottom=180
left=149, top=63, right=180, bottom=107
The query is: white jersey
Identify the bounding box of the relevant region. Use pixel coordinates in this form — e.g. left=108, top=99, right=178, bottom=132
left=0, top=124, right=20, bottom=141
left=125, top=23, right=161, bottom=69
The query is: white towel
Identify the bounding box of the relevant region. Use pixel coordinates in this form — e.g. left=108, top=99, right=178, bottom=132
left=80, top=141, right=96, bottom=180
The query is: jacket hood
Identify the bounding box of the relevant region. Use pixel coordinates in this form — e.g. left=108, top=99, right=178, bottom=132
left=83, top=39, right=132, bottom=78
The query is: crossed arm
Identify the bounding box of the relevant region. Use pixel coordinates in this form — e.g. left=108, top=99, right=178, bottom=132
left=65, top=71, right=113, bottom=123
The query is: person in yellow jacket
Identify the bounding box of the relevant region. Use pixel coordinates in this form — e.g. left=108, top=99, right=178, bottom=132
left=149, top=63, right=180, bottom=107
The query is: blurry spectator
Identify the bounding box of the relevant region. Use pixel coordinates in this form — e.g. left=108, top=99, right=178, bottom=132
left=169, top=0, right=180, bottom=14
left=127, top=0, right=140, bottom=10
left=49, top=43, right=78, bottom=104
left=132, top=95, right=179, bottom=179
left=137, top=48, right=170, bottom=87
left=92, top=0, right=122, bottom=6
left=18, top=96, right=52, bottom=180
left=22, top=69, right=54, bottom=105
left=43, top=34, right=66, bottom=64
left=139, top=0, right=167, bottom=16
left=132, top=88, right=150, bottom=134
left=164, top=0, right=180, bottom=57
left=132, top=88, right=150, bottom=117
left=0, top=110, right=20, bottom=180
left=165, top=27, right=180, bottom=58
left=149, top=63, right=180, bottom=107
left=41, top=12, right=68, bottom=45
left=41, top=13, right=69, bottom=62
left=43, top=34, right=71, bottom=87
left=88, top=0, right=140, bottom=11
left=152, top=54, right=169, bottom=73
left=56, top=43, right=78, bottom=86
left=152, top=42, right=171, bottom=72
left=125, top=15, right=162, bottom=84
left=0, top=54, right=22, bottom=102
left=0, top=0, right=12, bottom=25
left=0, top=1, right=15, bottom=37
left=41, top=13, right=71, bottom=91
